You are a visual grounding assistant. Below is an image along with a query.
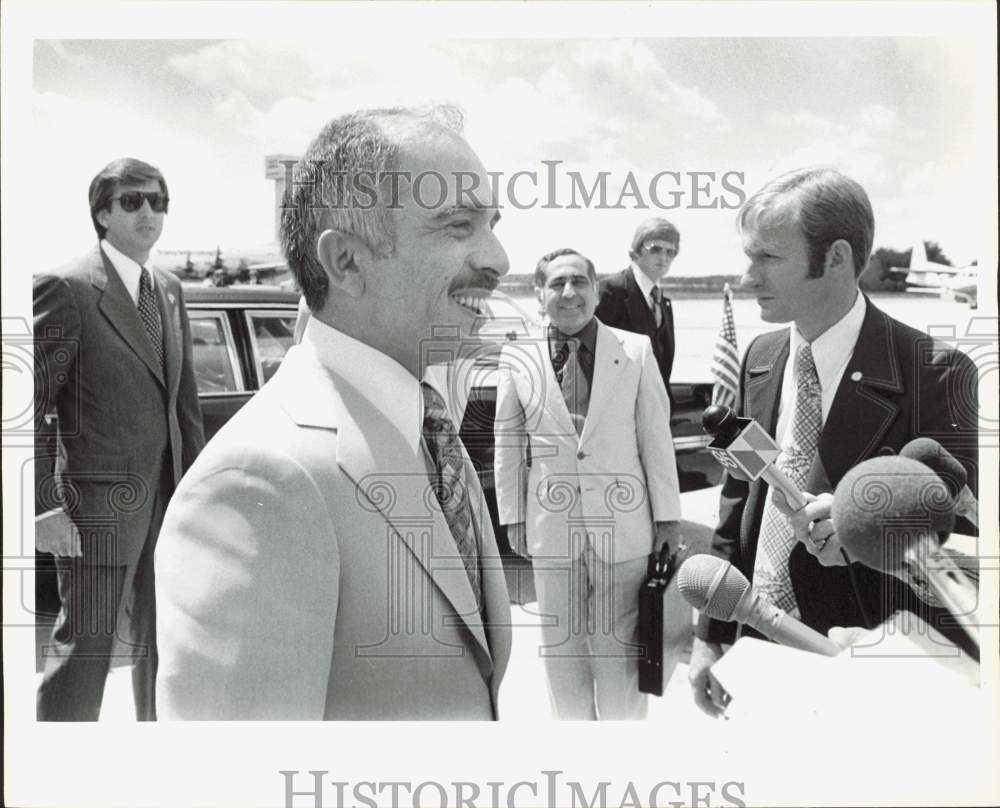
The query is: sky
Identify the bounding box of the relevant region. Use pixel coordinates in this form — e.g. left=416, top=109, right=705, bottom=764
left=27, top=33, right=990, bottom=276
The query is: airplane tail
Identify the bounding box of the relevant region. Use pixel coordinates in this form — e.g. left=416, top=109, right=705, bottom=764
left=909, top=239, right=929, bottom=270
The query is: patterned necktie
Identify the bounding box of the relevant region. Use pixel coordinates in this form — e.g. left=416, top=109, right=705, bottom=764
left=651, top=286, right=664, bottom=330
left=558, top=338, right=590, bottom=436
left=421, top=383, right=481, bottom=607
left=137, top=267, right=165, bottom=369
left=753, top=343, right=822, bottom=615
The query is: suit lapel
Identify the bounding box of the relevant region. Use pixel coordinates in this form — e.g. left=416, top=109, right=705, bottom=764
left=275, top=347, right=494, bottom=667
left=624, top=269, right=656, bottom=335
left=745, top=330, right=789, bottom=431
left=819, top=300, right=902, bottom=485
left=513, top=335, right=576, bottom=436
left=91, top=247, right=165, bottom=387
left=579, top=322, right=626, bottom=444
left=154, top=270, right=181, bottom=400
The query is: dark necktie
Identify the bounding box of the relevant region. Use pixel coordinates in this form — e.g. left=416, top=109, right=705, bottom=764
left=421, top=383, right=481, bottom=606
left=651, top=285, right=664, bottom=330
left=138, top=266, right=165, bottom=369
left=557, top=338, right=590, bottom=436
left=754, top=343, right=822, bottom=614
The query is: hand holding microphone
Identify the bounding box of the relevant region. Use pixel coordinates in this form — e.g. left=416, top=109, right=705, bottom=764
left=703, top=404, right=845, bottom=564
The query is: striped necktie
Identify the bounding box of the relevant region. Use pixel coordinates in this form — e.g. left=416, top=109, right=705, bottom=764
left=421, top=383, right=481, bottom=606
left=753, top=343, right=822, bottom=615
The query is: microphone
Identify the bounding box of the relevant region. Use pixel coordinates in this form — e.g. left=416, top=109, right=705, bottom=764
left=677, top=554, right=840, bottom=656
left=900, top=437, right=978, bottom=530
left=831, top=456, right=979, bottom=648
left=702, top=405, right=807, bottom=510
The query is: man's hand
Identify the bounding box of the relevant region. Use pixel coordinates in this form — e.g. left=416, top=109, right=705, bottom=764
left=35, top=509, right=82, bottom=557
left=771, top=489, right=845, bottom=567
left=653, top=520, right=686, bottom=557
left=688, top=638, right=728, bottom=718
left=506, top=522, right=528, bottom=557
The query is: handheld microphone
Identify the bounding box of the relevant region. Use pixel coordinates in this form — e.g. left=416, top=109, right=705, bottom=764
left=702, top=405, right=807, bottom=510
left=900, top=437, right=978, bottom=530
left=831, top=456, right=979, bottom=648
left=677, top=554, right=840, bottom=656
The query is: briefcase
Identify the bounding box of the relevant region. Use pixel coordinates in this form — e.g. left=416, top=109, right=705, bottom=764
left=638, top=542, right=682, bottom=696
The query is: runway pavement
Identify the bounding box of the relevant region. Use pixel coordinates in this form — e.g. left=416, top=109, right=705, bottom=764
left=34, top=601, right=711, bottom=726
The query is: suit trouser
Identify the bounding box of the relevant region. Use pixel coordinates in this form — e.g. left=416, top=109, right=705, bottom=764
left=37, top=475, right=168, bottom=722
left=533, top=540, right=647, bottom=720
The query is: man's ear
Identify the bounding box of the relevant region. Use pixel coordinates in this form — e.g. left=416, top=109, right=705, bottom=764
left=825, top=239, right=854, bottom=277
left=316, top=229, right=371, bottom=298
left=95, top=208, right=110, bottom=230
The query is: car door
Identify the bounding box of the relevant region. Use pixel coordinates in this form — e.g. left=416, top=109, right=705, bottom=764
left=188, top=308, right=252, bottom=440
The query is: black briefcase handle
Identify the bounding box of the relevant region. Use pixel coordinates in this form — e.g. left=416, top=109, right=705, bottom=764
left=647, top=540, right=687, bottom=585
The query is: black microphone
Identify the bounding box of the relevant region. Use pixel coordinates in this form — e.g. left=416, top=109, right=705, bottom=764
left=677, top=554, right=840, bottom=656
left=900, top=437, right=978, bottom=530
left=831, top=456, right=979, bottom=648
left=702, top=405, right=807, bottom=510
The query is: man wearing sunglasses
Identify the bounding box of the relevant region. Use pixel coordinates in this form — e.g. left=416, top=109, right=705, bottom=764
left=595, top=218, right=680, bottom=407
left=33, top=157, right=204, bottom=721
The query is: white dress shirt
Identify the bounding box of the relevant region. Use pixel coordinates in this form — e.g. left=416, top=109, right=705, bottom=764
left=298, top=315, right=453, bottom=453
left=775, top=291, right=867, bottom=444
left=629, top=261, right=660, bottom=314
left=101, top=238, right=153, bottom=303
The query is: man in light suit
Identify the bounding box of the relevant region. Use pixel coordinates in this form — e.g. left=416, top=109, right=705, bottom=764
left=595, top=218, right=679, bottom=406
left=689, top=168, right=979, bottom=716
left=494, top=248, right=683, bottom=720
left=155, top=105, right=512, bottom=719
left=34, top=157, right=204, bottom=720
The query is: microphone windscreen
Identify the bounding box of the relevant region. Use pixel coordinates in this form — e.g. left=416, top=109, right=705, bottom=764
left=677, top=555, right=749, bottom=621
left=831, top=456, right=956, bottom=571
left=899, top=437, right=967, bottom=499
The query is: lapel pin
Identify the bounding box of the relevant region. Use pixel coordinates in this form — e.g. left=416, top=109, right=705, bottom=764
left=850, top=371, right=862, bottom=382
left=168, top=293, right=176, bottom=304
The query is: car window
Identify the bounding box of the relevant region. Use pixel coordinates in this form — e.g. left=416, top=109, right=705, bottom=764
left=246, top=310, right=298, bottom=385
left=189, top=312, right=241, bottom=394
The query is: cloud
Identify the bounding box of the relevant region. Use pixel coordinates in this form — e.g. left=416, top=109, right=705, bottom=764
left=765, top=110, right=831, bottom=130
left=167, top=38, right=730, bottom=168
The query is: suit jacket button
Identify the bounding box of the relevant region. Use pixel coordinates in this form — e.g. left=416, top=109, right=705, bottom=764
left=577, top=451, right=586, bottom=460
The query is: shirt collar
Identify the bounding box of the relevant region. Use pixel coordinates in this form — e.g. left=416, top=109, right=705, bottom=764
left=300, top=315, right=439, bottom=455
left=629, top=261, right=657, bottom=301
left=101, top=238, right=151, bottom=304
left=790, top=290, right=867, bottom=390
left=548, top=317, right=598, bottom=357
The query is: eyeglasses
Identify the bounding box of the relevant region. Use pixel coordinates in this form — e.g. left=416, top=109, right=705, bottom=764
left=111, top=191, right=170, bottom=213
left=643, top=242, right=677, bottom=257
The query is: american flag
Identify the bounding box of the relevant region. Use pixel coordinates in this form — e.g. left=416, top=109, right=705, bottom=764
left=711, top=283, right=740, bottom=408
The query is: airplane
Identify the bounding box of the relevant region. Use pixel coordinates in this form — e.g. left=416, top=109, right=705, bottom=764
left=159, top=246, right=291, bottom=287
left=900, top=240, right=978, bottom=308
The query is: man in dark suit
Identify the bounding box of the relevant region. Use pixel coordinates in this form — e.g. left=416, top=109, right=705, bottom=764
left=594, top=217, right=679, bottom=404
left=688, top=168, right=979, bottom=717
left=34, top=157, right=204, bottom=720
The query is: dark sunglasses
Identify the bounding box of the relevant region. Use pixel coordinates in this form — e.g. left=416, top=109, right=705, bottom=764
left=643, top=243, right=677, bottom=257
left=112, top=191, right=170, bottom=213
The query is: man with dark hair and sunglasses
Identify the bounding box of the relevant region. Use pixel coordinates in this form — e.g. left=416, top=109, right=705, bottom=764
left=33, top=157, right=204, bottom=721
left=595, top=218, right=680, bottom=406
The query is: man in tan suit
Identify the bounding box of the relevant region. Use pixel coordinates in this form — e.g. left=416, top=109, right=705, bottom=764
left=155, top=106, right=512, bottom=719
left=494, top=248, right=684, bottom=719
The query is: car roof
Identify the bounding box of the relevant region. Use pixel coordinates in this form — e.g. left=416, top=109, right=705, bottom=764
left=182, top=283, right=300, bottom=305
